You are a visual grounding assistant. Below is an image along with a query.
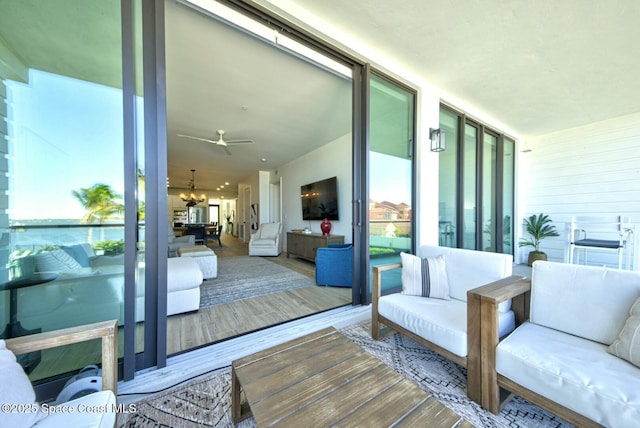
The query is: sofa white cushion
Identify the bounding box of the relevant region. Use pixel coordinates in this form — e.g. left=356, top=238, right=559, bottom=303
left=167, top=258, right=203, bottom=293
left=530, top=261, right=640, bottom=345
left=34, top=390, right=116, bottom=428
left=609, top=295, right=640, bottom=367
left=419, top=246, right=513, bottom=312
left=378, top=294, right=515, bottom=358
left=251, top=239, right=277, bottom=247
left=400, top=252, right=449, bottom=300
left=0, top=340, right=45, bottom=427
left=497, top=321, right=640, bottom=427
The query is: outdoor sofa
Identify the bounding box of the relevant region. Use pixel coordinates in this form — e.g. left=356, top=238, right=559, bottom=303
left=476, top=260, right=640, bottom=427
left=372, top=245, right=517, bottom=403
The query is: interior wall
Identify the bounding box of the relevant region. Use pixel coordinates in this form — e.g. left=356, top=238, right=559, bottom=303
left=519, top=112, right=640, bottom=267
left=276, top=133, right=352, bottom=248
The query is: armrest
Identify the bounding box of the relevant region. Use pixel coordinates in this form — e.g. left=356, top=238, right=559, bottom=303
left=467, top=276, right=531, bottom=412
left=4, top=320, right=119, bottom=394
left=468, top=275, right=531, bottom=326
left=372, top=263, right=402, bottom=299
left=173, top=235, right=195, bottom=244
left=371, top=263, right=402, bottom=340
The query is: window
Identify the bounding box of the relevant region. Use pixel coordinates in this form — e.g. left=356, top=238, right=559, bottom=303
left=438, top=105, right=515, bottom=254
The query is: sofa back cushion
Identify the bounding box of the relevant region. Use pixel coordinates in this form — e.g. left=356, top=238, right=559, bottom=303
left=531, top=261, right=640, bottom=345
left=259, top=222, right=281, bottom=240
left=419, top=246, right=512, bottom=301
left=62, top=243, right=95, bottom=268
left=35, top=249, right=83, bottom=273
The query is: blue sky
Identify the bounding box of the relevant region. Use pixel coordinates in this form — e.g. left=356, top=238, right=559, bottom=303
left=7, top=70, right=125, bottom=220
left=370, top=151, right=412, bottom=206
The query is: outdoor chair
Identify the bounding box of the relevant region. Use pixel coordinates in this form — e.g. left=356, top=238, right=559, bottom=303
left=0, top=320, right=118, bottom=427
left=568, top=215, right=634, bottom=269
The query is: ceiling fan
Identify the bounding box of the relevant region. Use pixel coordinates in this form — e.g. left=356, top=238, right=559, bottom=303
left=177, top=129, right=254, bottom=155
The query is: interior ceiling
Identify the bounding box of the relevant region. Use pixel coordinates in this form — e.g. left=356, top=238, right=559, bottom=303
left=278, top=0, right=640, bottom=138
left=166, top=0, right=351, bottom=198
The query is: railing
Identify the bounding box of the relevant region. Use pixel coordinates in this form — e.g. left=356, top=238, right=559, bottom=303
left=5, top=223, right=128, bottom=252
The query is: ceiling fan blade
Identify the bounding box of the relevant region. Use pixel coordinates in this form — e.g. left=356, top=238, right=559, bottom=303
left=221, top=145, right=233, bottom=156
left=225, top=139, right=254, bottom=145
left=177, top=134, right=217, bottom=144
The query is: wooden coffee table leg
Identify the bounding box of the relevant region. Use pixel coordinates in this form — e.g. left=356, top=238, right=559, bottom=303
left=231, top=366, right=251, bottom=423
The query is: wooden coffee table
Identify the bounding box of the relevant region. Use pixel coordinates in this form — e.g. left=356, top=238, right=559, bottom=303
left=232, top=327, right=471, bottom=427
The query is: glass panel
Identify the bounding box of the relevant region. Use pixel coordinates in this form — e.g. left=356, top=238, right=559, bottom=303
left=502, top=138, right=515, bottom=255
left=462, top=124, right=478, bottom=250
left=134, top=0, right=145, bottom=358
left=0, top=0, right=124, bottom=381
left=482, top=133, right=497, bottom=251
left=438, top=110, right=459, bottom=247
left=369, top=74, right=414, bottom=292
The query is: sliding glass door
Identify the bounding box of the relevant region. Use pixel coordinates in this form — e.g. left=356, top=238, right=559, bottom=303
left=367, top=73, right=415, bottom=296
left=0, top=0, right=128, bottom=382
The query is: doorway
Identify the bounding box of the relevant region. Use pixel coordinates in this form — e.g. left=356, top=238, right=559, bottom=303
left=209, top=204, right=220, bottom=226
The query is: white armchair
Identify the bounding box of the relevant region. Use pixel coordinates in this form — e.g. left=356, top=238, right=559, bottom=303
left=168, top=223, right=195, bottom=257
left=249, top=222, right=282, bottom=256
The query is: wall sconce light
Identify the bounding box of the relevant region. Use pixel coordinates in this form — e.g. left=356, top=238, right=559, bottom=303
left=430, top=128, right=445, bottom=152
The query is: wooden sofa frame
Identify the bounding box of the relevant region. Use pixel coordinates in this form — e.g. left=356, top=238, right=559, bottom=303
left=371, top=262, right=526, bottom=404
left=5, top=319, right=119, bottom=395
left=471, top=278, right=603, bottom=428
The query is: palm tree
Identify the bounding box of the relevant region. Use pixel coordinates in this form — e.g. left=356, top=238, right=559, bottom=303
left=72, top=183, right=124, bottom=242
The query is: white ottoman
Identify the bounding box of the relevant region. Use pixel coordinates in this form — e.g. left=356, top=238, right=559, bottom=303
left=178, top=245, right=218, bottom=279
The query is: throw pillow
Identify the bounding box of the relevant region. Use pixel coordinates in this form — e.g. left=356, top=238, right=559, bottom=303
left=0, top=340, right=43, bottom=427
left=608, top=295, right=640, bottom=368
left=400, top=252, right=450, bottom=300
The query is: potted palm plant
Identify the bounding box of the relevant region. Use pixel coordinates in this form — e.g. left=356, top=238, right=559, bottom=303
left=519, top=213, right=560, bottom=266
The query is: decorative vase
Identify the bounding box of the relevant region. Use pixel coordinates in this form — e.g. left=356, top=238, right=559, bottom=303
left=320, top=218, right=332, bottom=236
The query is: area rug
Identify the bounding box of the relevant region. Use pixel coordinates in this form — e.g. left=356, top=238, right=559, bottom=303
left=117, top=322, right=575, bottom=428
left=199, top=256, right=315, bottom=308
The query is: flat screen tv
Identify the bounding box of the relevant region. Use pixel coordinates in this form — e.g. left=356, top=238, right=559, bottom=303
left=300, top=176, right=339, bottom=221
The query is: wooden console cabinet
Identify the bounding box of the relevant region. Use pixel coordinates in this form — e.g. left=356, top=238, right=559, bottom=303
left=286, top=232, right=345, bottom=262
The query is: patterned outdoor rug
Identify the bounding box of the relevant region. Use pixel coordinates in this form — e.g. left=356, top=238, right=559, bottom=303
left=117, top=321, right=575, bottom=428
left=199, top=256, right=315, bottom=308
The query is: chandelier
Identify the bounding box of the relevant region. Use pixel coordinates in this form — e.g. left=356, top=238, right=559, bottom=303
left=180, top=169, right=206, bottom=207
